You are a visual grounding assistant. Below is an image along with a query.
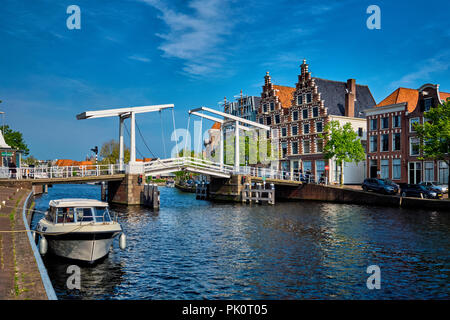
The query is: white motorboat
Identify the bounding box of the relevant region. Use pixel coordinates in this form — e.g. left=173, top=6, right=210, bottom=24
left=36, top=198, right=126, bottom=263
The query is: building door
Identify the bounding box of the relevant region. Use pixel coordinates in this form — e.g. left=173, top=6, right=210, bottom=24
left=409, top=162, right=422, bottom=184
left=370, top=160, right=378, bottom=178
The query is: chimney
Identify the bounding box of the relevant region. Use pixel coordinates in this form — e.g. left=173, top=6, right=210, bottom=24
left=345, top=79, right=356, bottom=117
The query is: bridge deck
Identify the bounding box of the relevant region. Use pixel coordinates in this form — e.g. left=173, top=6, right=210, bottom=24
left=0, top=174, right=125, bottom=185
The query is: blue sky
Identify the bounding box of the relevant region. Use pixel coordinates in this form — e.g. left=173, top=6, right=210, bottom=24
left=1, top=0, right=449, bottom=160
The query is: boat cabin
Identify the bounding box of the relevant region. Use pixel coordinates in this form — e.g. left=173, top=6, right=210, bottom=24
left=46, top=199, right=113, bottom=224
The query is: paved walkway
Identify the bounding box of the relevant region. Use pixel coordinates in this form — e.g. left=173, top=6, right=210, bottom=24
left=0, top=186, right=47, bottom=300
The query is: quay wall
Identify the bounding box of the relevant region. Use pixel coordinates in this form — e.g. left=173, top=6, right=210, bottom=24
left=0, top=186, right=55, bottom=299
left=203, top=176, right=450, bottom=211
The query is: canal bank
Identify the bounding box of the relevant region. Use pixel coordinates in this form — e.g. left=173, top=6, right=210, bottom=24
left=0, top=186, right=55, bottom=300
left=204, top=176, right=450, bottom=211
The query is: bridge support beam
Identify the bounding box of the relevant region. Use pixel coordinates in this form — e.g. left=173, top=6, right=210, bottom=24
left=119, top=116, right=125, bottom=171
left=234, top=120, right=239, bottom=173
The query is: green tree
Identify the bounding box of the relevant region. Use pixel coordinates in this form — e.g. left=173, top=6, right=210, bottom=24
left=319, top=121, right=365, bottom=185
left=2, top=125, right=30, bottom=156
left=23, top=155, right=39, bottom=166
left=99, top=139, right=130, bottom=165
left=413, top=99, right=450, bottom=190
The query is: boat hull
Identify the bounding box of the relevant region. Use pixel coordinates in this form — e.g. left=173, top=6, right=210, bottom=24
left=46, top=232, right=120, bottom=262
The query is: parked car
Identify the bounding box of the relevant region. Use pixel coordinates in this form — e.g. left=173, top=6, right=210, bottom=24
left=400, top=184, right=443, bottom=199
left=418, top=181, right=448, bottom=194
left=380, top=178, right=400, bottom=191
left=362, top=178, right=398, bottom=195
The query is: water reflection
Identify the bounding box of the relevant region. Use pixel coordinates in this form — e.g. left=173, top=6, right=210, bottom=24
left=32, top=184, right=450, bottom=300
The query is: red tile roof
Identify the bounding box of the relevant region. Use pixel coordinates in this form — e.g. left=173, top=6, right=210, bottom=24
left=440, top=92, right=450, bottom=102
left=376, top=87, right=419, bottom=112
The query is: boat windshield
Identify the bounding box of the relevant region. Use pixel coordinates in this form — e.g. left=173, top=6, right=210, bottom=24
left=56, top=207, right=76, bottom=223
left=94, top=207, right=112, bottom=222
left=76, top=207, right=94, bottom=222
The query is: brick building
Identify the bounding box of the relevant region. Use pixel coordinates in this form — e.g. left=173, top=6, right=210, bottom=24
left=256, top=60, right=376, bottom=184
left=365, top=84, right=450, bottom=184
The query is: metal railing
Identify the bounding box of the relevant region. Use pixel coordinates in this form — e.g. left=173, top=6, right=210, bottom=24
left=0, top=164, right=122, bottom=180
left=143, top=157, right=325, bottom=183
left=144, top=157, right=235, bottom=176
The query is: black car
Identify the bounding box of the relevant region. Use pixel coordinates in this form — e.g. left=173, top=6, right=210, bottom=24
left=362, top=178, right=398, bottom=195
left=400, top=184, right=443, bottom=199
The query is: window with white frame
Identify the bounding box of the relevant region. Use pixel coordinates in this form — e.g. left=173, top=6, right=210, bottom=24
left=438, top=161, right=449, bottom=184
left=380, top=159, right=389, bottom=179
left=381, top=134, right=389, bottom=152
left=370, top=135, right=378, bottom=152
left=409, top=118, right=419, bottom=132
left=393, top=115, right=401, bottom=128
left=410, top=137, right=420, bottom=156
left=424, top=161, right=434, bottom=182
left=281, top=127, right=287, bottom=137
left=275, top=114, right=280, bottom=124
left=306, top=93, right=312, bottom=103
left=381, top=117, right=389, bottom=129
left=424, top=98, right=432, bottom=112
left=270, top=102, right=275, bottom=111
left=393, top=133, right=401, bottom=151
left=392, top=158, right=401, bottom=180
left=297, top=95, right=302, bottom=105
left=316, top=139, right=323, bottom=153
left=370, top=118, right=378, bottom=130
left=293, top=111, right=298, bottom=121
left=291, top=141, right=298, bottom=155
left=303, top=123, right=310, bottom=134
left=303, top=140, right=311, bottom=154
left=292, top=125, right=298, bottom=136
left=312, top=107, right=319, bottom=117
left=316, top=121, right=323, bottom=133
left=302, top=109, right=308, bottom=119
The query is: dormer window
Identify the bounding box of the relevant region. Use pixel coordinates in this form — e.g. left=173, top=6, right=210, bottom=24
left=424, top=98, right=433, bottom=112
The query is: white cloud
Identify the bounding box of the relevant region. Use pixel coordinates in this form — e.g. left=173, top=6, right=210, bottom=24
left=390, top=51, right=450, bottom=88
left=128, top=55, right=151, bottom=63
left=139, top=0, right=234, bottom=76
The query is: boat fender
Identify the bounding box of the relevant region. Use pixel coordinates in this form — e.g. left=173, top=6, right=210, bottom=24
left=119, top=233, right=126, bottom=250
left=39, top=236, right=48, bottom=255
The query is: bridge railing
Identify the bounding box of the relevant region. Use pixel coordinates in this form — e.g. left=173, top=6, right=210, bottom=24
left=144, top=157, right=235, bottom=176
left=237, top=166, right=318, bottom=183
left=0, top=164, right=122, bottom=180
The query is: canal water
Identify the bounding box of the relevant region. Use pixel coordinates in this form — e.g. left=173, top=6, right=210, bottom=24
left=31, top=184, right=450, bottom=300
